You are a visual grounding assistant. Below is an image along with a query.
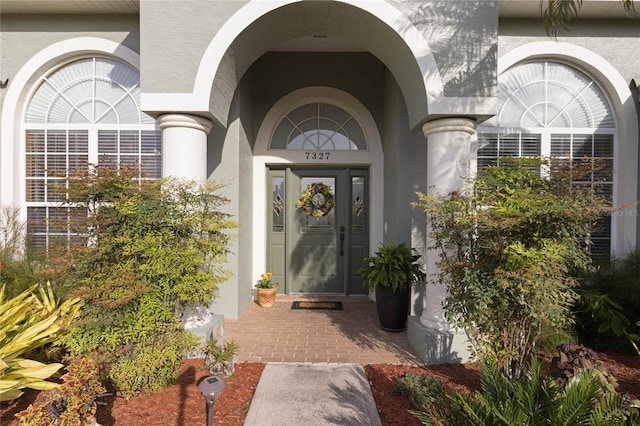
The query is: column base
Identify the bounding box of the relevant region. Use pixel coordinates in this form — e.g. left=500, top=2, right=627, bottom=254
left=184, top=313, right=225, bottom=359
left=407, top=315, right=471, bottom=364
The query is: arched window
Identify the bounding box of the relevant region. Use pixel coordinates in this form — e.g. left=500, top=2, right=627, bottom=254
left=24, top=57, right=161, bottom=250
left=270, top=103, right=367, bottom=151
left=478, top=61, right=615, bottom=256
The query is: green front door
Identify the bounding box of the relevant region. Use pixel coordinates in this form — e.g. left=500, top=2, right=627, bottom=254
left=267, top=168, right=368, bottom=295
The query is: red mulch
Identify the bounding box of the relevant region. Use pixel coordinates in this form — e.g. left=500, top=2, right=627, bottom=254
left=2, top=352, right=639, bottom=426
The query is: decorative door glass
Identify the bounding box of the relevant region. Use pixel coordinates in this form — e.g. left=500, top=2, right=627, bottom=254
left=351, top=177, right=365, bottom=232
left=272, top=176, right=285, bottom=232
left=270, top=103, right=366, bottom=150
left=300, top=177, right=335, bottom=229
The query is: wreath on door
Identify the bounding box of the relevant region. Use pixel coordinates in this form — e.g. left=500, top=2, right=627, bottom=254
left=297, top=182, right=336, bottom=217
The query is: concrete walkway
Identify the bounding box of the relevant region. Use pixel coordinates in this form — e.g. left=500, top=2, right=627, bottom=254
left=244, top=363, right=381, bottom=426
left=223, top=296, right=421, bottom=425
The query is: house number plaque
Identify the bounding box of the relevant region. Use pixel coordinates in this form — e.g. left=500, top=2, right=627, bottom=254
left=304, top=152, right=331, bottom=160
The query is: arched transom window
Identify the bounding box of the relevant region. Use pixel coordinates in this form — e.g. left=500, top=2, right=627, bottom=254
left=478, top=61, right=615, bottom=256
left=270, top=103, right=367, bottom=151
left=24, top=57, right=161, bottom=250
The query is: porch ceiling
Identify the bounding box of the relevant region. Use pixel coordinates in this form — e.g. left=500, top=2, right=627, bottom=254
left=270, top=36, right=365, bottom=52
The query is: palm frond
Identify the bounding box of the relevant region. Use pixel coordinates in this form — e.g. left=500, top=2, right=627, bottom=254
left=553, top=369, right=601, bottom=425
left=588, top=392, right=627, bottom=426
left=542, top=0, right=636, bottom=37
left=542, top=0, right=583, bottom=38
left=621, top=0, right=636, bottom=12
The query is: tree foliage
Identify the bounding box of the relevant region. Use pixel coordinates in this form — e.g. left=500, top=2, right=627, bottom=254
left=414, top=157, right=607, bottom=376
left=54, top=165, right=237, bottom=394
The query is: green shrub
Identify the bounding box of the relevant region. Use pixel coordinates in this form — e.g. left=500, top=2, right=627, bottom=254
left=0, top=204, right=42, bottom=299
left=414, top=157, right=606, bottom=376
left=410, top=357, right=639, bottom=426
left=110, top=331, right=198, bottom=398
left=52, top=165, right=238, bottom=395
left=576, top=249, right=640, bottom=354
left=391, top=373, right=446, bottom=409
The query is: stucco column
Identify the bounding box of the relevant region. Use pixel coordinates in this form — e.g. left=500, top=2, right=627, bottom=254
left=420, top=118, right=476, bottom=330
left=157, top=113, right=212, bottom=183
left=157, top=113, right=217, bottom=334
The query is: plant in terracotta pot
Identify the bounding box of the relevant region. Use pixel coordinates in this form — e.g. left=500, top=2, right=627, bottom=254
left=357, top=243, right=425, bottom=332
left=255, top=272, right=278, bottom=307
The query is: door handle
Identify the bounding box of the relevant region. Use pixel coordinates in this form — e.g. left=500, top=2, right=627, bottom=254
left=339, top=226, right=345, bottom=256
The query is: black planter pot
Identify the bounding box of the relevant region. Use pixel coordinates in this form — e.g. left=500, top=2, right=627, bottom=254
left=374, top=284, right=410, bottom=332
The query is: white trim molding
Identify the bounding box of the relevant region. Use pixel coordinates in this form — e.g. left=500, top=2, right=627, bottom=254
left=0, top=38, right=141, bottom=211
left=252, top=86, right=384, bottom=287
left=422, top=118, right=477, bottom=137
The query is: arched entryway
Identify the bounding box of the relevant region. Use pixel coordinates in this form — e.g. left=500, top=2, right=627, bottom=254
left=139, top=0, right=498, bottom=320
left=253, top=87, right=383, bottom=295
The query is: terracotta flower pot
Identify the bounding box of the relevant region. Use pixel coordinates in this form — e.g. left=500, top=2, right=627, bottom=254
left=257, top=287, right=277, bottom=307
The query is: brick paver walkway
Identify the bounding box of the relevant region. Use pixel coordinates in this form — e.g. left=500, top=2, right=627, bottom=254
left=224, top=295, right=422, bottom=365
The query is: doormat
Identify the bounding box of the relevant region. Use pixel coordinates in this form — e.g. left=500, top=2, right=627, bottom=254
left=291, top=301, right=343, bottom=310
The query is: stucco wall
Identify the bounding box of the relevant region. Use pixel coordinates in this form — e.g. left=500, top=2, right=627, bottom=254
left=236, top=76, right=255, bottom=316
left=139, top=0, right=497, bottom=130
left=382, top=72, right=402, bottom=244
left=249, top=52, right=386, bottom=142
left=382, top=68, right=428, bottom=251
left=228, top=2, right=426, bottom=129
left=382, top=68, right=428, bottom=316
left=139, top=0, right=245, bottom=95
left=0, top=13, right=140, bottom=109
left=390, top=0, right=498, bottom=98
left=207, top=75, right=254, bottom=320
left=381, top=70, right=426, bottom=246
left=499, top=18, right=640, bottom=84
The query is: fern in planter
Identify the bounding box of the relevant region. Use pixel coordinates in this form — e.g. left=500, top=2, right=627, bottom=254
left=357, top=243, right=425, bottom=332
left=357, top=243, right=425, bottom=293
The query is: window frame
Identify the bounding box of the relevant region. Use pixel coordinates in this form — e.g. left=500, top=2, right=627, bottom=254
left=23, top=56, right=161, bottom=251
left=478, top=60, right=617, bottom=257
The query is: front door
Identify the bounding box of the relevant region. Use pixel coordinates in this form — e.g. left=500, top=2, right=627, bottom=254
left=267, top=168, right=368, bottom=294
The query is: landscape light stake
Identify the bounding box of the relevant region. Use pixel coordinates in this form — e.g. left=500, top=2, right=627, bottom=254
left=197, top=376, right=226, bottom=426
